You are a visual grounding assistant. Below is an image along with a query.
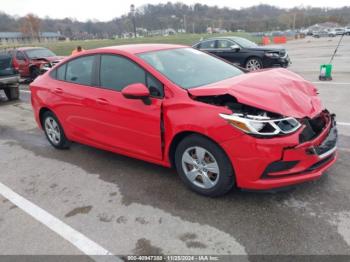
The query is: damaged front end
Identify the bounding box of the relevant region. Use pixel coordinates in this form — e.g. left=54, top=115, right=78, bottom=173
left=191, top=93, right=337, bottom=189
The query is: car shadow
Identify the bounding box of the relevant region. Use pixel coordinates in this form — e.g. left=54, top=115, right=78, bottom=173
left=2, top=124, right=350, bottom=255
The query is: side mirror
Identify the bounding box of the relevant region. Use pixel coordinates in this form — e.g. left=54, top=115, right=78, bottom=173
left=121, top=83, right=151, bottom=105
left=230, top=44, right=241, bottom=51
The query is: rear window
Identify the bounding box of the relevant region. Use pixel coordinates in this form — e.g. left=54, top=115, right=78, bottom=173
left=0, top=55, right=15, bottom=77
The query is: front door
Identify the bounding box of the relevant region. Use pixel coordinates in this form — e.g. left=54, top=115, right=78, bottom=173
left=93, top=54, right=163, bottom=160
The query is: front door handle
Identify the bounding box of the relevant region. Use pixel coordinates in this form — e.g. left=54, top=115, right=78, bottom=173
left=96, top=98, right=109, bottom=105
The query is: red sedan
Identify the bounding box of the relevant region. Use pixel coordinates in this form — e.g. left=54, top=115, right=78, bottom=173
left=30, top=44, right=337, bottom=196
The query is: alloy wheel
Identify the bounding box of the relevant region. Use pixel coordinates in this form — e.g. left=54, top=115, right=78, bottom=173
left=181, top=146, right=220, bottom=189
left=246, top=59, right=262, bottom=71
left=44, top=117, right=61, bottom=145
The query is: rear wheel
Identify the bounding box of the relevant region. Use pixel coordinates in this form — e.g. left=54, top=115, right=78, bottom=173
left=42, top=111, right=70, bottom=149
left=175, top=134, right=235, bottom=197
left=4, top=85, right=19, bottom=101
left=245, top=57, right=263, bottom=71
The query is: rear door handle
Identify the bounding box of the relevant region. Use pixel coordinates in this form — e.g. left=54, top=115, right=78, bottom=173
left=54, top=88, right=63, bottom=94
left=96, top=98, right=109, bottom=105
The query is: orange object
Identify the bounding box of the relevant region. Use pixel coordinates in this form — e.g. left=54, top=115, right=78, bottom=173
left=273, top=36, right=287, bottom=44
left=71, top=48, right=85, bottom=55
left=262, top=36, right=270, bottom=45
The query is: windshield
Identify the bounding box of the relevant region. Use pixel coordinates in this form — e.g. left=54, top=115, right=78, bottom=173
left=233, top=37, right=258, bottom=48
left=25, top=48, right=56, bottom=59
left=138, top=48, right=243, bottom=89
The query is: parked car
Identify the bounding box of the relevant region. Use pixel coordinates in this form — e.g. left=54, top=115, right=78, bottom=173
left=312, top=30, right=335, bottom=38
left=30, top=44, right=337, bottom=196
left=193, top=36, right=290, bottom=71
left=328, top=28, right=346, bottom=37
left=8, top=47, right=64, bottom=81
left=346, top=27, right=350, bottom=35
left=0, top=53, right=20, bottom=101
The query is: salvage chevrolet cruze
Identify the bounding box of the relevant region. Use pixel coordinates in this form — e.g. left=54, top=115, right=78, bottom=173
left=30, top=44, right=338, bottom=196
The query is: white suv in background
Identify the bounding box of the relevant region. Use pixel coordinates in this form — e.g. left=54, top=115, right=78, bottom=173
left=328, top=28, right=346, bottom=36
left=345, top=27, right=350, bottom=35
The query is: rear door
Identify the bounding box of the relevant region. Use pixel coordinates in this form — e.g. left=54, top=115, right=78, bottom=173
left=49, top=55, right=102, bottom=141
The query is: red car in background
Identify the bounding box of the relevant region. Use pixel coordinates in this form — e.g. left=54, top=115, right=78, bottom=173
left=30, top=44, right=337, bottom=196
left=8, top=47, right=64, bottom=81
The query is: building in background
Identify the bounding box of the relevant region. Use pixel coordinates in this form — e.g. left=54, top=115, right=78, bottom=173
left=0, top=32, right=63, bottom=45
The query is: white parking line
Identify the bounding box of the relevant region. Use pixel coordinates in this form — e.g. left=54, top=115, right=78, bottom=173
left=338, top=122, right=350, bottom=126
left=20, top=90, right=31, bottom=93
left=312, top=82, right=350, bottom=85
left=0, top=182, right=121, bottom=262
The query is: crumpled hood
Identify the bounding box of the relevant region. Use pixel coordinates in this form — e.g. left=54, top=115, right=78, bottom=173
left=31, top=56, right=65, bottom=63
left=188, top=68, right=323, bottom=119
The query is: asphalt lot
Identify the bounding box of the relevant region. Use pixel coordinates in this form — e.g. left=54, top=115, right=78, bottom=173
left=0, top=36, right=350, bottom=260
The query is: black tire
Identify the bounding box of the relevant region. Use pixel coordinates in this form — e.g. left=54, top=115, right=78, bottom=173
left=42, top=111, right=70, bottom=149
left=245, top=57, right=263, bottom=71
left=174, top=134, right=235, bottom=197
left=30, top=66, right=40, bottom=81
left=4, top=85, right=19, bottom=101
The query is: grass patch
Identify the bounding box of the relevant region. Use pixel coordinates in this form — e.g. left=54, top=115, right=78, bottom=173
left=0, top=33, right=262, bottom=56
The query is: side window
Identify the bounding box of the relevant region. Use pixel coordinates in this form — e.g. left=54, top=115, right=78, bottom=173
left=56, top=64, right=66, bottom=81
left=217, top=40, right=233, bottom=49
left=146, top=73, right=163, bottom=98
left=199, top=40, right=215, bottom=49
left=66, top=56, right=94, bottom=85
left=100, top=55, right=145, bottom=91
left=16, top=51, right=26, bottom=61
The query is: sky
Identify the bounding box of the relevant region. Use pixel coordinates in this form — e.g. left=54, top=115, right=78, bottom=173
left=0, top=0, right=349, bottom=22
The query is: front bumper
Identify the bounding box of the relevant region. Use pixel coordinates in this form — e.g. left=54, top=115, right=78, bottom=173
left=220, top=111, right=337, bottom=190
left=264, top=55, right=291, bottom=68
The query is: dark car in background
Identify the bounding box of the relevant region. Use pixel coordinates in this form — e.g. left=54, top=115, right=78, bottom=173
left=0, top=53, right=20, bottom=101
left=193, top=36, right=290, bottom=71
left=8, top=47, right=64, bottom=81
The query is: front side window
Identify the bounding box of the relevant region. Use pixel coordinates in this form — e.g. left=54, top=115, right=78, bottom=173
left=100, top=55, right=146, bottom=91
left=138, top=48, right=243, bottom=89
left=16, top=51, right=26, bottom=61
left=65, top=56, right=95, bottom=86
left=217, top=40, right=233, bottom=49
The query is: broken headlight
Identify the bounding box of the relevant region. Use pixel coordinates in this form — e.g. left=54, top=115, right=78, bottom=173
left=219, top=113, right=301, bottom=136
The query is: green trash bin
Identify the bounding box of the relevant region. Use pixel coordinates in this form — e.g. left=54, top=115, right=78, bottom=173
left=319, top=64, right=333, bottom=80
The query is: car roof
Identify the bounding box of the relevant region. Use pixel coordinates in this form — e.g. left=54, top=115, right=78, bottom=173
left=97, top=44, right=187, bottom=54
left=201, top=36, right=244, bottom=41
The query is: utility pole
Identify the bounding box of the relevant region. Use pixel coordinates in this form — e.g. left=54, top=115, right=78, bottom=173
left=292, top=13, right=296, bottom=30
left=130, top=4, right=137, bottom=38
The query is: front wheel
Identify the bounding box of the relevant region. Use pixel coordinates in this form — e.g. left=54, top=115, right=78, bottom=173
left=175, top=134, right=235, bottom=197
left=245, top=57, right=263, bottom=71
